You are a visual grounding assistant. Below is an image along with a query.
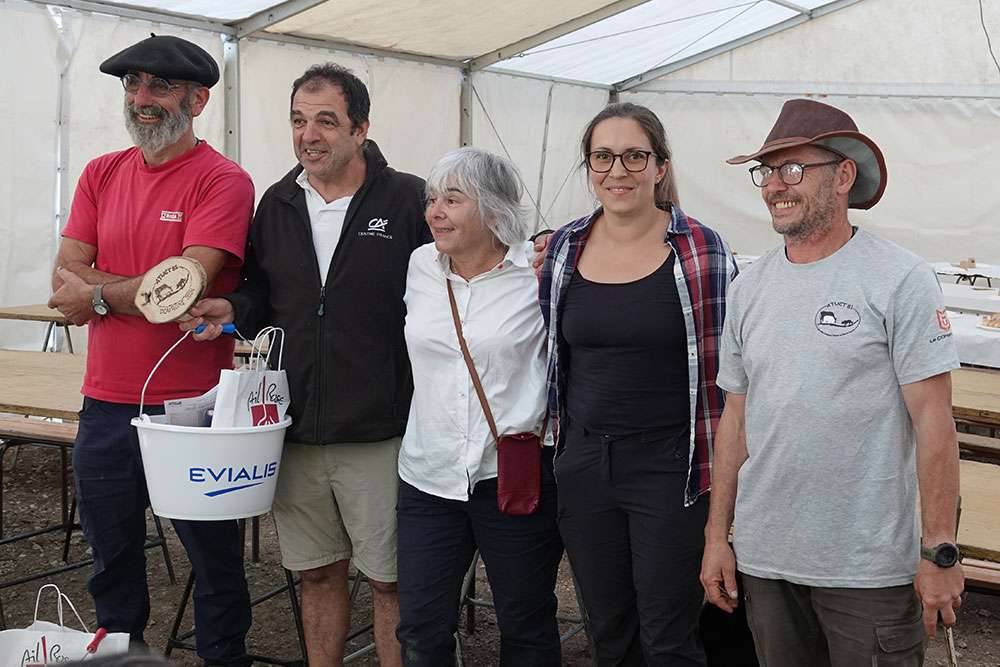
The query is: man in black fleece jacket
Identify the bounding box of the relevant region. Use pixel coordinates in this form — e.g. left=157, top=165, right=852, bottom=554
left=185, top=63, right=430, bottom=667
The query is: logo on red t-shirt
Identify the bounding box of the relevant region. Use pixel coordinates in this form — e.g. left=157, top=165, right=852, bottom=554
left=160, top=210, right=184, bottom=223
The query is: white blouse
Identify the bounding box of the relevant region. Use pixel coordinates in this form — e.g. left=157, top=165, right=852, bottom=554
left=399, top=240, right=551, bottom=501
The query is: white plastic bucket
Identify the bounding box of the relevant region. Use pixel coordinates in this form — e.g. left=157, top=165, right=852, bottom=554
left=132, top=414, right=290, bottom=520
left=131, top=327, right=291, bottom=521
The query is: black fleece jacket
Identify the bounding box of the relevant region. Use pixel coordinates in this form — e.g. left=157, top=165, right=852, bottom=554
left=226, top=140, right=430, bottom=445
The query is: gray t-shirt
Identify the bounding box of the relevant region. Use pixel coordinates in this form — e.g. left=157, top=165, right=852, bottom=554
left=717, top=229, right=960, bottom=588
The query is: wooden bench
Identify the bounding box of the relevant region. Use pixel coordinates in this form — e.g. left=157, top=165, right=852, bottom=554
left=957, top=431, right=1000, bottom=465
left=964, top=558, right=1000, bottom=594
left=0, top=416, right=77, bottom=541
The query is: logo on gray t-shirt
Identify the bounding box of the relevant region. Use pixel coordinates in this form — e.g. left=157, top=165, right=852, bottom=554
left=814, top=301, right=861, bottom=336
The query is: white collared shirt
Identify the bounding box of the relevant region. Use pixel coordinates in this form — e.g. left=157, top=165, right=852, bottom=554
left=399, top=240, right=552, bottom=501
left=296, top=170, right=352, bottom=284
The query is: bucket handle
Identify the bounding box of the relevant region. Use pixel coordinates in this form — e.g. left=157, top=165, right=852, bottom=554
left=139, top=326, right=283, bottom=418
left=139, top=330, right=194, bottom=418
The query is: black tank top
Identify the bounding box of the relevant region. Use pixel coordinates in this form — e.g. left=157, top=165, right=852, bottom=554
left=561, top=252, right=690, bottom=433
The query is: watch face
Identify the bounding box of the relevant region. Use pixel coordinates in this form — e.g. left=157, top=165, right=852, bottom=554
left=936, top=543, right=960, bottom=567
left=93, top=302, right=109, bottom=316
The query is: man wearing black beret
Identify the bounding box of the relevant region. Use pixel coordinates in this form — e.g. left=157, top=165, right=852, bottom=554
left=48, top=35, right=254, bottom=665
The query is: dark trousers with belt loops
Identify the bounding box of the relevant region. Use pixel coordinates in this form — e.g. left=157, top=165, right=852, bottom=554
left=556, top=420, right=708, bottom=666
left=396, top=447, right=563, bottom=667
left=73, top=398, right=252, bottom=666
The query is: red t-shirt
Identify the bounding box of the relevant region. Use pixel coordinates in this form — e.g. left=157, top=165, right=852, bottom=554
left=62, top=142, right=254, bottom=405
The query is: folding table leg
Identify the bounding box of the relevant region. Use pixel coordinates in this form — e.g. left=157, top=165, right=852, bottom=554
left=285, top=568, right=307, bottom=662
left=165, top=570, right=197, bottom=659
left=152, top=514, right=176, bottom=585
left=62, top=496, right=77, bottom=562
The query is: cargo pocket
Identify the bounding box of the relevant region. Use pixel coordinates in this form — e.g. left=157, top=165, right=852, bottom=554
left=873, top=618, right=924, bottom=667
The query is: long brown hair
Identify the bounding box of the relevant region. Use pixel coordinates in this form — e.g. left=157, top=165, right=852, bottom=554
left=580, top=102, right=679, bottom=208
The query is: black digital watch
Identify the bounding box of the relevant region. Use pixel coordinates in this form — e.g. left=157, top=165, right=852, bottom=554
left=920, top=542, right=960, bottom=568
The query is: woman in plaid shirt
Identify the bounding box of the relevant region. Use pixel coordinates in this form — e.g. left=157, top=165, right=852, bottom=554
left=538, top=103, right=737, bottom=665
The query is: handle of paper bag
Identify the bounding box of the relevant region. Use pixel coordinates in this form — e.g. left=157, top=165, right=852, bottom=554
left=250, top=326, right=285, bottom=371
left=138, top=330, right=194, bottom=418
left=34, top=583, right=90, bottom=632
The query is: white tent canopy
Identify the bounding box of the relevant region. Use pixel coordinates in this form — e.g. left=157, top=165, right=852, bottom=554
left=2, top=0, right=1000, bottom=349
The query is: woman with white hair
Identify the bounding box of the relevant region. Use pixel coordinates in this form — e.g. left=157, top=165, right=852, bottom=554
left=395, top=147, right=562, bottom=666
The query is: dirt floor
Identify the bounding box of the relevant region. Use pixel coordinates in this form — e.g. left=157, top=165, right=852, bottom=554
left=1, top=444, right=998, bottom=665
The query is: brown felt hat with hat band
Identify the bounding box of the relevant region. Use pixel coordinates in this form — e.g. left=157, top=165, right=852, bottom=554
left=727, top=98, right=887, bottom=210
left=100, top=34, right=220, bottom=88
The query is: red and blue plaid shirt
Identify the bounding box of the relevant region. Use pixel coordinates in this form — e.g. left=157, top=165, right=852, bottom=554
left=539, top=205, right=737, bottom=506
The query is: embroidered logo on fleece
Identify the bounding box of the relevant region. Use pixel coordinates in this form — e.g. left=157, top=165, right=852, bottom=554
left=359, top=217, right=392, bottom=240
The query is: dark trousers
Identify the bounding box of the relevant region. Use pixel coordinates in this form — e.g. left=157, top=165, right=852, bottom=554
left=396, top=448, right=563, bottom=667
left=73, top=398, right=252, bottom=666
left=556, top=421, right=708, bottom=666
left=741, top=575, right=925, bottom=667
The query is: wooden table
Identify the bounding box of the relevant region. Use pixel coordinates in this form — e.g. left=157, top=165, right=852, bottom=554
left=952, top=367, right=1000, bottom=428
left=0, top=350, right=84, bottom=420
left=959, top=460, right=1000, bottom=563
left=0, top=304, right=76, bottom=352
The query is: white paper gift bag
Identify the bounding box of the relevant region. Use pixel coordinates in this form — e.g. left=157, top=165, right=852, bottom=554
left=0, top=584, right=129, bottom=664
left=212, top=327, right=290, bottom=428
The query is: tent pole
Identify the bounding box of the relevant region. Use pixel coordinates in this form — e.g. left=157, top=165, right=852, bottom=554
left=223, top=37, right=241, bottom=162
left=534, top=83, right=555, bottom=231
left=460, top=69, right=473, bottom=147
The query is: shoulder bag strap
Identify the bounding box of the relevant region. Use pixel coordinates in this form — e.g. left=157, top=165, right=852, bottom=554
left=447, top=278, right=550, bottom=444
left=447, top=279, right=500, bottom=443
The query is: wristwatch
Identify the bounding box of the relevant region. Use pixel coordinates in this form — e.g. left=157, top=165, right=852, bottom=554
left=92, top=283, right=110, bottom=317
left=920, top=542, right=960, bottom=568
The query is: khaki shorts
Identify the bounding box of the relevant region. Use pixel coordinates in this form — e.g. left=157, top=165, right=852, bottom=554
left=272, top=437, right=401, bottom=582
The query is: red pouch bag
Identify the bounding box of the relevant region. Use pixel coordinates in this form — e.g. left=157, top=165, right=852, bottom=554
left=496, top=432, right=543, bottom=516
left=447, top=281, right=547, bottom=516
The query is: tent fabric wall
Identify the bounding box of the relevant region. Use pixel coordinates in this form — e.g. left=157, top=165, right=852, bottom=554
left=239, top=38, right=462, bottom=201
left=469, top=70, right=609, bottom=232
left=1, top=2, right=62, bottom=348
left=621, top=91, right=1000, bottom=261
left=0, top=1, right=225, bottom=349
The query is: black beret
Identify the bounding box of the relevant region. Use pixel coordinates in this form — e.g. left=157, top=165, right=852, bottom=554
left=100, top=34, right=220, bottom=88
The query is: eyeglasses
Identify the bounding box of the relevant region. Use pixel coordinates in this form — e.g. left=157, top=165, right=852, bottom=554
left=587, top=149, right=658, bottom=173
left=121, top=73, right=183, bottom=98
left=749, top=160, right=842, bottom=187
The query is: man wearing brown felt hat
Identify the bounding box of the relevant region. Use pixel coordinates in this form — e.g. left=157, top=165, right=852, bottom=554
left=700, top=99, right=963, bottom=666
left=47, top=34, right=254, bottom=665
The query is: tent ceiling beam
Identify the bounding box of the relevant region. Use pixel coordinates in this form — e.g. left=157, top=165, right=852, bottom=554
left=766, top=0, right=811, bottom=14
left=630, top=79, right=1000, bottom=100
left=467, top=0, right=652, bottom=71
left=247, top=32, right=464, bottom=69
left=232, top=0, right=326, bottom=39
left=486, top=67, right=612, bottom=91
left=26, top=0, right=236, bottom=35
left=613, top=0, right=865, bottom=92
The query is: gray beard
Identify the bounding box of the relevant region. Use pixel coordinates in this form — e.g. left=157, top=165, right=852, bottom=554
left=124, top=92, right=192, bottom=154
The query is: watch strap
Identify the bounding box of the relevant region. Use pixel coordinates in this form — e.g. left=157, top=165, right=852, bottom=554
left=92, top=283, right=109, bottom=315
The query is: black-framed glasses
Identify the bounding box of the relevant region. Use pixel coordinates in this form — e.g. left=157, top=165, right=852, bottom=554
left=749, top=160, right=842, bottom=187
left=587, top=149, right=658, bottom=173
left=121, top=72, right=183, bottom=98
